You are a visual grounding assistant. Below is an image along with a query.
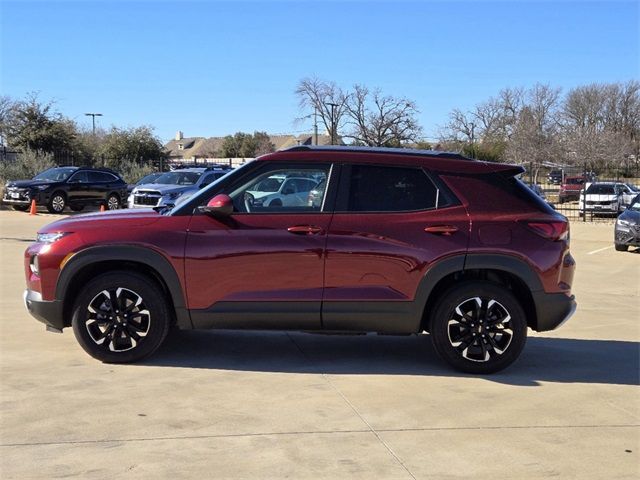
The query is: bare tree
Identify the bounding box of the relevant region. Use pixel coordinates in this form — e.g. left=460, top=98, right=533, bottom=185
left=342, top=85, right=422, bottom=146
left=295, top=77, right=347, bottom=144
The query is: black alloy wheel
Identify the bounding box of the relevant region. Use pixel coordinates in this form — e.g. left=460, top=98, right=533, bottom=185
left=72, top=271, right=170, bottom=363
left=430, top=281, right=527, bottom=374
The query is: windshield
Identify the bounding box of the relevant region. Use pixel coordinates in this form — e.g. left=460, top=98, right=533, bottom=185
left=154, top=171, right=201, bottom=185
left=33, top=167, right=76, bottom=182
left=586, top=184, right=615, bottom=195
left=137, top=173, right=161, bottom=185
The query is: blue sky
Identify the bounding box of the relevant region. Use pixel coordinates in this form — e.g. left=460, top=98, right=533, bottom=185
left=1, top=0, right=638, bottom=143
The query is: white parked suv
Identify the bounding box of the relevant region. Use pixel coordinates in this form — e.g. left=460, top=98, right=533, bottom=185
left=578, top=182, right=637, bottom=215
left=245, top=174, right=321, bottom=208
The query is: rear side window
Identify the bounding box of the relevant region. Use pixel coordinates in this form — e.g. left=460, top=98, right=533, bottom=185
left=89, top=172, right=118, bottom=182
left=345, top=165, right=439, bottom=212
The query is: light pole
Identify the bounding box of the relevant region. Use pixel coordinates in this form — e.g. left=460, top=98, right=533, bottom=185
left=85, top=113, right=103, bottom=135
left=326, top=102, right=339, bottom=145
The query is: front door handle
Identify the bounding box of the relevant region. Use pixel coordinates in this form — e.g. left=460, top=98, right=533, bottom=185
left=424, top=225, right=458, bottom=235
left=287, top=225, right=323, bottom=235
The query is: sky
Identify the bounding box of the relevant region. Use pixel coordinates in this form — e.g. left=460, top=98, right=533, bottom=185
left=1, top=0, right=638, bottom=143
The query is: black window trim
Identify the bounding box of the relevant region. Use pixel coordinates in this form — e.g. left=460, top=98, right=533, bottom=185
left=334, top=162, right=458, bottom=214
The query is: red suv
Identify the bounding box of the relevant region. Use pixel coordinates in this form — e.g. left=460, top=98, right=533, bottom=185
left=558, top=175, right=587, bottom=203
left=23, top=146, right=576, bottom=373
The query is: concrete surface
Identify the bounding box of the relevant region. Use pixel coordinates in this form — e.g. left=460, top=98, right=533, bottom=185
left=0, top=210, right=638, bottom=479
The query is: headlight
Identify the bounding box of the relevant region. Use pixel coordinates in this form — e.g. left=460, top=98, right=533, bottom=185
left=36, top=232, right=69, bottom=243
left=617, top=219, right=630, bottom=226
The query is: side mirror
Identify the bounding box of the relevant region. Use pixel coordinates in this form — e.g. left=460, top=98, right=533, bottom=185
left=198, top=194, right=233, bottom=217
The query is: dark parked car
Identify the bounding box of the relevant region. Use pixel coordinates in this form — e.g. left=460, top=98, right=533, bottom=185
left=547, top=169, right=564, bottom=185
left=3, top=166, right=128, bottom=213
left=23, top=146, right=576, bottom=374
left=615, top=194, right=640, bottom=251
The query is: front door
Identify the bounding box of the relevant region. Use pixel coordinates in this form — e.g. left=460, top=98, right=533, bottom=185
left=184, top=162, right=335, bottom=330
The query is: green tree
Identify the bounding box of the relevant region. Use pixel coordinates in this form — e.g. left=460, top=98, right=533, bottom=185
left=1, top=93, right=79, bottom=157
left=96, top=126, right=166, bottom=169
left=220, top=132, right=273, bottom=158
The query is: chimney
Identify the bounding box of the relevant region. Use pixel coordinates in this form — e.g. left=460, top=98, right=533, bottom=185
left=175, top=131, right=184, bottom=141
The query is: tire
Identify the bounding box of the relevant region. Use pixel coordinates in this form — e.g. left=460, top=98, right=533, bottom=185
left=429, top=281, right=528, bottom=374
left=71, top=271, right=171, bottom=363
left=12, top=205, right=29, bottom=211
left=615, top=243, right=628, bottom=252
left=47, top=192, right=66, bottom=213
left=106, top=194, right=121, bottom=210
left=70, top=205, right=85, bottom=212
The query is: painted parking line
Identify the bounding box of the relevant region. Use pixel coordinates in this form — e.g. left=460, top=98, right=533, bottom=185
left=587, top=245, right=614, bottom=255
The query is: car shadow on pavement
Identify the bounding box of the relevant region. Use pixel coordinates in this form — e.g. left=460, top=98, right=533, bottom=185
left=146, top=331, right=639, bottom=387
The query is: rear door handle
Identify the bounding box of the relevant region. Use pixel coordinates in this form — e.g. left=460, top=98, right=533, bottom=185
left=424, top=225, right=458, bottom=235
left=287, top=225, right=324, bottom=235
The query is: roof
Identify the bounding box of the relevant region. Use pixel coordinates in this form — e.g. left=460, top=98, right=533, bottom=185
left=284, top=145, right=472, bottom=160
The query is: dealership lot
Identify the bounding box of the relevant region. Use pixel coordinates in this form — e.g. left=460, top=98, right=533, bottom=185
left=0, top=211, right=638, bottom=479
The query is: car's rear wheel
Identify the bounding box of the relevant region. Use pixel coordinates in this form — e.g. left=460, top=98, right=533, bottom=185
left=615, top=243, right=628, bottom=252
left=106, top=194, right=120, bottom=210
left=71, top=271, right=170, bottom=363
left=430, top=281, right=527, bottom=374
left=12, top=205, right=29, bottom=211
left=47, top=192, right=66, bottom=213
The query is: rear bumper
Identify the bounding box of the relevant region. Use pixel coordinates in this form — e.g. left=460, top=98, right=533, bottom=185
left=23, top=289, right=65, bottom=331
left=532, top=291, right=577, bottom=331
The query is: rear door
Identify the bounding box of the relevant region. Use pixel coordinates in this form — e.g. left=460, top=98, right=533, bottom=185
left=322, top=163, right=469, bottom=332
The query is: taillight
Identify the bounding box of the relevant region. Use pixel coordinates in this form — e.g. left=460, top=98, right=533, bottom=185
left=523, top=220, right=569, bottom=241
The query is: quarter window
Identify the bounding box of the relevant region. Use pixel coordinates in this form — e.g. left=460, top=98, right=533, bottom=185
left=346, top=165, right=439, bottom=212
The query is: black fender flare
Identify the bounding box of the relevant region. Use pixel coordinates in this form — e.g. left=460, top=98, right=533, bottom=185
left=56, top=245, right=191, bottom=328
left=414, top=253, right=542, bottom=330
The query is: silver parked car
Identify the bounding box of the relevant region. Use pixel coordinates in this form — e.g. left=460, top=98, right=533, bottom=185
left=614, top=194, right=640, bottom=251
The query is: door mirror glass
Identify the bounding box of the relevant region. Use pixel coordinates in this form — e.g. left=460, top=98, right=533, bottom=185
left=199, top=194, right=233, bottom=217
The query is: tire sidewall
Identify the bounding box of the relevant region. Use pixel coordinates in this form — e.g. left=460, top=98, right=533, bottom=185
left=71, top=272, right=170, bottom=363
left=430, top=281, right=528, bottom=374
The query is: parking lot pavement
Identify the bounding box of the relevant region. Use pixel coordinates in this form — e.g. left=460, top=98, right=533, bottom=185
left=0, top=210, right=638, bottom=479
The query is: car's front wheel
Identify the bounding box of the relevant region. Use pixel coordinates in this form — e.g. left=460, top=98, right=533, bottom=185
left=615, top=243, right=628, bottom=252
left=71, top=271, right=171, bottom=363
left=430, top=281, right=527, bottom=374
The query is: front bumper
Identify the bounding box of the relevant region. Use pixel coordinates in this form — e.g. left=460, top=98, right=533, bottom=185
left=531, top=291, right=577, bottom=331
left=23, top=289, right=65, bottom=331
left=615, top=224, right=640, bottom=247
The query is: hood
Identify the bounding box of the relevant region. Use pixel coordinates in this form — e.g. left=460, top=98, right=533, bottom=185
left=133, top=183, right=196, bottom=196
left=6, top=179, right=56, bottom=188
left=39, top=208, right=161, bottom=234
left=619, top=208, right=640, bottom=223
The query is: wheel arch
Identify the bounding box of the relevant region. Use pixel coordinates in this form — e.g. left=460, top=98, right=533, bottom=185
left=417, top=254, right=541, bottom=332
left=57, top=246, right=191, bottom=329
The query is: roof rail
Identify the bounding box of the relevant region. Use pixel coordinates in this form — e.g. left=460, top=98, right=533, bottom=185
left=284, top=145, right=474, bottom=160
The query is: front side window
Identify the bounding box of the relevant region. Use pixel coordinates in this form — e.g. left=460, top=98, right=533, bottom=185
left=345, top=165, right=439, bottom=212
left=229, top=166, right=330, bottom=213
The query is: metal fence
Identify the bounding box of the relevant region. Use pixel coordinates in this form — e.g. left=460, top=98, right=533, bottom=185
left=525, top=166, right=639, bottom=223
